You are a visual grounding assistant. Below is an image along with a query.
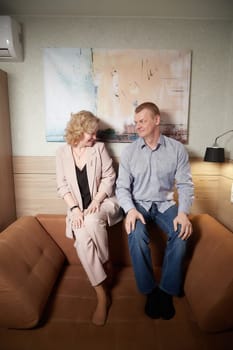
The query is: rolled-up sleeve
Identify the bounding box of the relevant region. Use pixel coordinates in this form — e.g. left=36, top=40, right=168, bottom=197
left=56, top=148, right=71, bottom=198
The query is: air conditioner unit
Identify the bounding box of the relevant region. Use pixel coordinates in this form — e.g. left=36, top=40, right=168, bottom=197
left=0, top=16, right=23, bottom=62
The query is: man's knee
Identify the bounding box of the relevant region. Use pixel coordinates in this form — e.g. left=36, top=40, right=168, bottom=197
left=129, top=220, right=148, bottom=243
left=170, top=232, right=187, bottom=255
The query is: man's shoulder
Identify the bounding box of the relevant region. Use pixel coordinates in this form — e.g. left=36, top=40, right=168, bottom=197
left=162, top=135, right=185, bottom=149
left=120, top=138, right=141, bottom=156
left=124, top=137, right=141, bottom=150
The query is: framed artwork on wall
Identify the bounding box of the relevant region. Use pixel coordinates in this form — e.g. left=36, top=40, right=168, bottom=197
left=43, top=48, right=191, bottom=143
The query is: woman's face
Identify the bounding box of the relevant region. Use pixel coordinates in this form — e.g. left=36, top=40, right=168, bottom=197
left=79, top=130, right=97, bottom=147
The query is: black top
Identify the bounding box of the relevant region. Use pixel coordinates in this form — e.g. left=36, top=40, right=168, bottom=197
left=75, top=165, right=91, bottom=209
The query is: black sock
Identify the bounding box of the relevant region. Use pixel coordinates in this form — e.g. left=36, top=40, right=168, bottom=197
left=145, top=287, right=161, bottom=319
left=158, top=288, right=175, bottom=320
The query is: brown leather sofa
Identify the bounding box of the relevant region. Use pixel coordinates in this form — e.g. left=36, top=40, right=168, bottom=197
left=0, top=213, right=233, bottom=350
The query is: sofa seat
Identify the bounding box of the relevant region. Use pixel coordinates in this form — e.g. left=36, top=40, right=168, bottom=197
left=0, top=214, right=233, bottom=350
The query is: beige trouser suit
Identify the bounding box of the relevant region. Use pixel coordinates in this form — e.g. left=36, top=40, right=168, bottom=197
left=56, top=142, right=122, bottom=287
left=73, top=209, right=109, bottom=286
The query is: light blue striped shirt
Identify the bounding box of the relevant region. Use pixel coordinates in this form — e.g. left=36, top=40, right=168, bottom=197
left=116, top=135, right=194, bottom=214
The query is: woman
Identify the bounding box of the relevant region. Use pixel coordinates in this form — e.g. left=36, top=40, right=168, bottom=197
left=56, top=110, right=122, bottom=326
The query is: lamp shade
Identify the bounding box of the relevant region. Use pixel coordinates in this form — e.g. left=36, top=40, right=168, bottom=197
left=204, top=147, right=225, bottom=162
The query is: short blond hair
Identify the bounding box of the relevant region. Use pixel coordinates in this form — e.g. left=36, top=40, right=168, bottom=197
left=135, top=102, right=160, bottom=116
left=65, top=110, right=99, bottom=146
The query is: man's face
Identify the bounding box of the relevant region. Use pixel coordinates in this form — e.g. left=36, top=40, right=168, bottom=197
left=134, top=109, right=160, bottom=138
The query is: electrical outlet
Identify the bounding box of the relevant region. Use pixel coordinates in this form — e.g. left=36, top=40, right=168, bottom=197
left=231, top=183, right=233, bottom=203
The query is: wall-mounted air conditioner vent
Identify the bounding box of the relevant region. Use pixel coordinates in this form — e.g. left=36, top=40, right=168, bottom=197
left=0, top=16, right=23, bottom=62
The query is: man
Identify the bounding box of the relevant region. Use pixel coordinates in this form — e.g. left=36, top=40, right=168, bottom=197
left=116, top=102, right=194, bottom=320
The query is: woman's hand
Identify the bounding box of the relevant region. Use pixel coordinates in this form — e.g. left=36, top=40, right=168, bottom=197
left=85, top=199, right=101, bottom=215
left=71, top=207, right=84, bottom=229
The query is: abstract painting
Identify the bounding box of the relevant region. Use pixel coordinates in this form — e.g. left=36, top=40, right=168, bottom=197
left=44, top=48, right=191, bottom=143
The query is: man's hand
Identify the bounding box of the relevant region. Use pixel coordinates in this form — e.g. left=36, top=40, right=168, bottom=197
left=125, top=208, right=146, bottom=234
left=173, top=212, right=193, bottom=240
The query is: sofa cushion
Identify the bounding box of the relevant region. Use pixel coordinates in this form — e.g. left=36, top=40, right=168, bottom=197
left=0, top=216, right=65, bottom=329
left=36, top=215, right=167, bottom=268
left=184, top=214, right=233, bottom=332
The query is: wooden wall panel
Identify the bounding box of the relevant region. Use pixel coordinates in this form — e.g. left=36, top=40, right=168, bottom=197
left=221, top=161, right=233, bottom=179
left=217, top=177, right=233, bottom=230
left=14, top=173, right=66, bottom=217
left=191, top=175, right=219, bottom=216
left=13, top=156, right=66, bottom=217
left=13, top=156, right=233, bottom=231
left=13, top=156, right=55, bottom=174
left=190, top=158, right=221, bottom=175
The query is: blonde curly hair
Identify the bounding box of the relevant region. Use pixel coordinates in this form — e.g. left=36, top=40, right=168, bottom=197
left=65, top=110, right=99, bottom=146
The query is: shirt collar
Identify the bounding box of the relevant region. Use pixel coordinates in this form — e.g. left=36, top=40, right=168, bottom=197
left=139, top=134, right=164, bottom=150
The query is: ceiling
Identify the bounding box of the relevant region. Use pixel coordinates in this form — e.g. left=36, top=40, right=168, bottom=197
left=0, top=0, right=233, bottom=19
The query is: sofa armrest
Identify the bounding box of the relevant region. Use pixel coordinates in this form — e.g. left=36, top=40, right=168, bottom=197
left=36, top=214, right=80, bottom=265
left=0, top=216, right=65, bottom=329
left=185, top=214, right=233, bottom=332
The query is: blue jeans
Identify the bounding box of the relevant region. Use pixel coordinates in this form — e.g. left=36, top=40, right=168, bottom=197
left=128, top=203, right=187, bottom=296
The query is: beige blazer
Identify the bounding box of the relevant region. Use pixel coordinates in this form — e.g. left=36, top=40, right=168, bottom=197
left=56, top=142, right=122, bottom=238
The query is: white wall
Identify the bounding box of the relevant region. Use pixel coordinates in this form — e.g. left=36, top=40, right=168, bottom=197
left=224, top=25, right=233, bottom=160
left=0, top=16, right=233, bottom=159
